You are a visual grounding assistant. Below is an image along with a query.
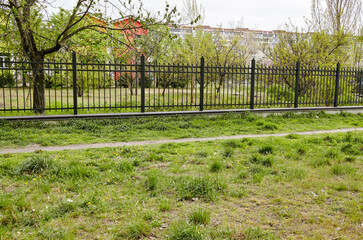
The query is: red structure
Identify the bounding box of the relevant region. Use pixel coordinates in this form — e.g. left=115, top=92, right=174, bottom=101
left=113, top=18, right=148, bottom=61
left=112, top=18, right=148, bottom=89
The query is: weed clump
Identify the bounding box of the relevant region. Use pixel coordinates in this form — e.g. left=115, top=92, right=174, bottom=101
left=297, top=147, right=307, bottom=155
left=324, top=148, right=340, bottom=159
left=262, top=122, right=278, bottom=131
left=188, top=207, right=211, bottom=225
left=223, top=140, right=242, bottom=148
left=116, top=160, right=134, bottom=173
left=124, top=219, right=151, bottom=239
left=176, top=175, right=226, bottom=201
left=310, top=158, right=331, bottom=167
left=344, top=156, right=356, bottom=162
left=286, top=134, right=299, bottom=139
left=144, top=169, right=162, bottom=192
left=167, top=221, right=205, bottom=240
left=244, top=227, right=277, bottom=240
left=341, top=144, right=359, bottom=155
left=145, top=153, right=164, bottom=162
left=222, top=147, right=234, bottom=158
left=259, top=145, right=273, bottom=155
left=210, top=159, right=223, bottom=172
left=17, top=154, right=54, bottom=174
left=159, top=198, right=172, bottom=212
left=250, top=155, right=274, bottom=167
left=331, top=164, right=355, bottom=176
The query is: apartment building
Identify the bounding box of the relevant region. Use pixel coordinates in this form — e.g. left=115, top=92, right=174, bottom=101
left=170, top=25, right=283, bottom=62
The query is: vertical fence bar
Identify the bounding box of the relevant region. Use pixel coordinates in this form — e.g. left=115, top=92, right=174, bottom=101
left=294, top=61, right=300, bottom=108
left=334, top=62, right=340, bottom=107
left=72, top=52, right=78, bottom=115
left=250, top=59, right=255, bottom=109
left=140, top=55, right=146, bottom=112
left=200, top=57, right=205, bottom=111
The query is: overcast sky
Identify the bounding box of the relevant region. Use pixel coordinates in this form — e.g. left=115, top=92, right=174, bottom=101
left=54, top=0, right=313, bottom=31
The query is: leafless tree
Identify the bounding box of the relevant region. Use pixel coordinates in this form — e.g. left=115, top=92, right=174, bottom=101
left=311, top=0, right=362, bottom=34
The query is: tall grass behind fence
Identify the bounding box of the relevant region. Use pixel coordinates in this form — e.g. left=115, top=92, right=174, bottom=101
left=0, top=54, right=362, bottom=115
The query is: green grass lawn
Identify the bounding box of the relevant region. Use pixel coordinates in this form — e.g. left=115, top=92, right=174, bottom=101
left=1, top=111, right=363, bottom=149
left=1, top=131, right=362, bottom=239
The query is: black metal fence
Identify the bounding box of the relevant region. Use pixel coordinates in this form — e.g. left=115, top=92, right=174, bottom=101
left=1, top=53, right=363, bottom=115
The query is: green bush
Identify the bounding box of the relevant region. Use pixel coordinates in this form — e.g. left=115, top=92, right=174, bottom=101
left=44, top=73, right=69, bottom=88
left=0, top=71, right=15, bottom=87
left=267, top=85, right=294, bottom=102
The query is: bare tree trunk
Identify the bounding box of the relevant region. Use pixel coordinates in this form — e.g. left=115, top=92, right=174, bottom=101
left=31, top=56, right=45, bottom=114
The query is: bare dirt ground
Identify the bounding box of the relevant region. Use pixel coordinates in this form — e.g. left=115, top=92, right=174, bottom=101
left=1, top=128, right=362, bottom=154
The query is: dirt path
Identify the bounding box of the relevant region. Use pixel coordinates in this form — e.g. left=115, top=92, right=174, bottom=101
left=1, top=128, right=363, bottom=154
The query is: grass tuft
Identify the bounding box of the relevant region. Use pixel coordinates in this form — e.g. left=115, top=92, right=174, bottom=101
left=124, top=219, right=151, bottom=239
left=167, top=221, right=205, bottom=240
left=116, top=160, right=134, bottom=173
left=259, top=145, right=273, bottom=155
left=244, top=227, right=277, bottom=240
left=210, top=159, right=223, bottom=172
left=17, top=154, right=54, bottom=174
left=188, top=207, right=211, bottom=225
left=176, top=175, right=226, bottom=201
left=222, top=147, right=234, bottom=158
left=331, top=164, right=355, bottom=176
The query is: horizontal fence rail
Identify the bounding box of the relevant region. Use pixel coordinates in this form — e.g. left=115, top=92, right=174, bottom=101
left=1, top=54, right=363, bottom=115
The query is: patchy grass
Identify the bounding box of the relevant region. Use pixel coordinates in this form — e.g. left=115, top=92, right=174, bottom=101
left=0, top=131, right=362, bottom=239
left=0, top=111, right=363, bottom=148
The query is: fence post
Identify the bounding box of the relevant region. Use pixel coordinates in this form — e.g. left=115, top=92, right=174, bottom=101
left=200, top=57, right=205, bottom=111
left=334, top=62, right=340, bottom=107
left=294, top=61, right=300, bottom=108
left=250, top=58, right=255, bottom=110
left=72, top=51, right=78, bottom=115
left=140, top=55, right=145, bottom=113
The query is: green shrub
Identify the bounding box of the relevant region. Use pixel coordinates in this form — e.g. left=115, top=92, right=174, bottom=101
left=0, top=71, right=15, bottom=87
left=44, top=73, right=68, bottom=88
left=267, top=85, right=293, bottom=102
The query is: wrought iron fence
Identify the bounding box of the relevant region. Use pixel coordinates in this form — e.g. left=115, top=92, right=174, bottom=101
left=1, top=53, right=362, bottom=115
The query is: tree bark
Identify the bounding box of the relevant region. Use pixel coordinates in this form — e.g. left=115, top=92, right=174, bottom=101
left=30, top=55, right=45, bottom=114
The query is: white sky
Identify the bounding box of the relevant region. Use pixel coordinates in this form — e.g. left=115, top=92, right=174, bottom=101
left=53, top=0, right=313, bottom=31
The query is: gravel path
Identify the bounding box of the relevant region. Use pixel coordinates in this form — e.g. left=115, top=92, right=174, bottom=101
left=1, top=128, right=363, bottom=154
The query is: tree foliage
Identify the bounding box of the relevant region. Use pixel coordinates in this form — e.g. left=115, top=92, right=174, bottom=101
left=0, top=0, right=181, bottom=113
